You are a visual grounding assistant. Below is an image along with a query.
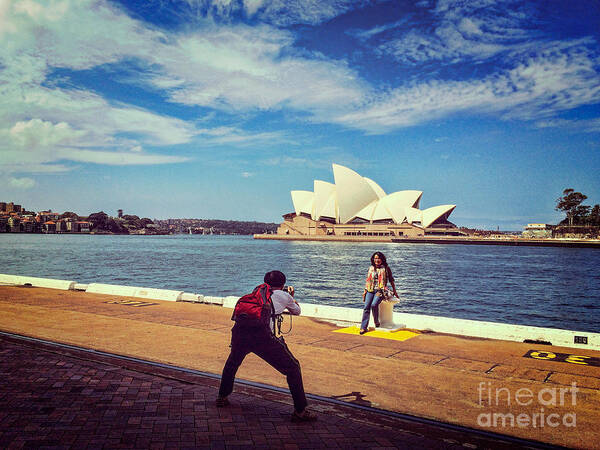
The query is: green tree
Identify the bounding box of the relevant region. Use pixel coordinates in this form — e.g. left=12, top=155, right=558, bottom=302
left=106, top=218, right=128, bottom=234
left=575, top=205, right=591, bottom=225
left=140, top=218, right=154, bottom=228
left=87, top=211, right=109, bottom=231
left=60, top=211, right=80, bottom=220
left=589, top=204, right=600, bottom=226
left=556, top=189, right=587, bottom=226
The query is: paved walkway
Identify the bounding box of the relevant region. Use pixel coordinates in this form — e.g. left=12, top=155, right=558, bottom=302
left=0, top=334, right=531, bottom=449
left=2, top=286, right=598, bottom=448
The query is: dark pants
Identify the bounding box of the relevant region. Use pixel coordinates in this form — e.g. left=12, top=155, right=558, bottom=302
left=218, top=325, right=308, bottom=412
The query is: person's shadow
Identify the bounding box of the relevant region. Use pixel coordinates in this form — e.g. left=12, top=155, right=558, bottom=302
left=330, top=391, right=372, bottom=407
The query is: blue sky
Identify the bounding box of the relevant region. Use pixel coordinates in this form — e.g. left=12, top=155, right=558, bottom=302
left=1, top=0, right=599, bottom=229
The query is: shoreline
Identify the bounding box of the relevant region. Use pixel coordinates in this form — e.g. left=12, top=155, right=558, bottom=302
left=254, top=233, right=600, bottom=248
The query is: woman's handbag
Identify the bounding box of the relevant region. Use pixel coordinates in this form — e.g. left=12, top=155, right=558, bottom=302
left=383, top=287, right=395, bottom=301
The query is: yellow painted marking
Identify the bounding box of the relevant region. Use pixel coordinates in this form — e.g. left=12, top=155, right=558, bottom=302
left=529, top=351, right=556, bottom=360
left=333, top=326, right=420, bottom=341
left=565, top=355, right=591, bottom=365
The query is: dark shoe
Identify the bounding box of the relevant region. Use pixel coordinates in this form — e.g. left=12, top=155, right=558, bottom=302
left=291, top=409, right=317, bottom=423
left=375, top=322, right=381, bottom=327
left=359, top=329, right=367, bottom=335
left=216, top=396, right=230, bottom=407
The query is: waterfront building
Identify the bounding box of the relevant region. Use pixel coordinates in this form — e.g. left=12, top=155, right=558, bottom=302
left=8, top=216, right=21, bottom=233
left=65, top=218, right=78, bottom=233
left=277, top=164, right=463, bottom=238
left=0, top=203, right=6, bottom=212
left=55, top=220, right=67, bottom=233
left=6, top=203, right=22, bottom=213
left=38, top=211, right=60, bottom=223
left=522, top=223, right=552, bottom=238
left=21, top=218, right=34, bottom=233
left=77, top=221, right=91, bottom=233
left=43, top=221, right=56, bottom=234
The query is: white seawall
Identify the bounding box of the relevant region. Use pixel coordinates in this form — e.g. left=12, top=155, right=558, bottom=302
left=1, top=273, right=598, bottom=350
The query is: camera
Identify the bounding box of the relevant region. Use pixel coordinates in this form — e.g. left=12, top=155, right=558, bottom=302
left=281, top=286, right=293, bottom=295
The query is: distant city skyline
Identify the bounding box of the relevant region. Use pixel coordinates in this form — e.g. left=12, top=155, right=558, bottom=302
left=1, top=0, right=599, bottom=230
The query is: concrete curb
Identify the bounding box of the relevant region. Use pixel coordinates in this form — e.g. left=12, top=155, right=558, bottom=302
left=0, top=274, right=75, bottom=291
left=1, top=273, right=597, bottom=350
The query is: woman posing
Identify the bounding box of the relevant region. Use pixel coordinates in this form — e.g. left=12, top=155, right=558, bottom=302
left=360, top=251, right=398, bottom=335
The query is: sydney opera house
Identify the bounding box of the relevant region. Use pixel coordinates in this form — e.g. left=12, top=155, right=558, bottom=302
left=277, top=164, right=464, bottom=239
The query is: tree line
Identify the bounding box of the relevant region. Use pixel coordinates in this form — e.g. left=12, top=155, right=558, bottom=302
left=66, top=211, right=154, bottom=233
left=555, top=189, right=600, bottom=227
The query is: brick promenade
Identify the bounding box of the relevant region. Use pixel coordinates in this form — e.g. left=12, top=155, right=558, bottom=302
left=0, top=334, right=535, bottom=449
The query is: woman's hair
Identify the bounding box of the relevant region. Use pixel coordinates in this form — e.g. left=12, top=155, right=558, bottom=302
left=370, top=251, right=388, bottom=267
left=370, top=252, right=394, bottom=280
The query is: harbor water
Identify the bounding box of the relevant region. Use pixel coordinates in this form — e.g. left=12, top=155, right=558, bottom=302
left=1, top=234, right=598, bottom=333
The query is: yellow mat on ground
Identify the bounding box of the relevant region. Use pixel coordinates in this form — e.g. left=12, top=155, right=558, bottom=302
left=333, top=326, right=420, bottom=341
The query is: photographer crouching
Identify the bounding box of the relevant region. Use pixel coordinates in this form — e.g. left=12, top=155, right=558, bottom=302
left=216, top=270, right=317, bottom=422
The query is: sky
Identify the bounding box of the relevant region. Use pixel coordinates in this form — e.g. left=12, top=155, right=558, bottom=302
left=1, top=0, right=599, bottom=230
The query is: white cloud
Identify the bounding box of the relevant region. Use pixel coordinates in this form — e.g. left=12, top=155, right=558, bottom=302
left=0, top=0, right=598, bottom=164
left=333, top=44, right=600, bottom=133
left=241, top=171, right=253, bottom=177
left=1, top=119, right=84, bottom=166
left=2, top=0, right=165, bottom=71
left=349, top=19, right=408, bottom=42
left=0, top=0, right=369, bottom=174
left=535, top=118, right=600, bottom=133
left=146, top=25, right=367, bottom=116
left=10, top=119, right=84, bottom=150
left=180, top=0, right=368, bottom=25
left=2, top=164, right=71, bottom=173
left=194, top=126, right=294, bottom=146
left=255, top=0, right=368, bottom=26
left=0, top=118, right=190, bottom=169
left=56, top=149, right=189, bottom=165
left=0, top=0, right=198, bottom=174
left=375, top=0, right=543, bottom=64
left=8, top=177, right=36, bottom=189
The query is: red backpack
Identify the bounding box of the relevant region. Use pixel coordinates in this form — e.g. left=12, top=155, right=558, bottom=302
left=231, top=283, right=275, bottom=330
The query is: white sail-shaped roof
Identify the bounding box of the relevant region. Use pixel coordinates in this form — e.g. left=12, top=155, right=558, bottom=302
left=375, top=193, right=404, bottom=223
left=287, top=164, right=456, bottom=227
left=404, top=207, right=423, bottom=225
left=313, top=180, right=336, bottom=220
left=321, top=193, right=337, bottom=220
left=373, top=191, right=423, bottom=223
left=371, top=198, right=393, bottom=222
left=291, top=190, right=314, bottom=216
left=395, top=190, right=423, bottom=209
left=422, top=205, right=456, bottom=228
left=332, top=164, right=379, bottom=224
left=364, top=177, right=386, bottom=199
left=352, top=200, right=378, bottom=222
